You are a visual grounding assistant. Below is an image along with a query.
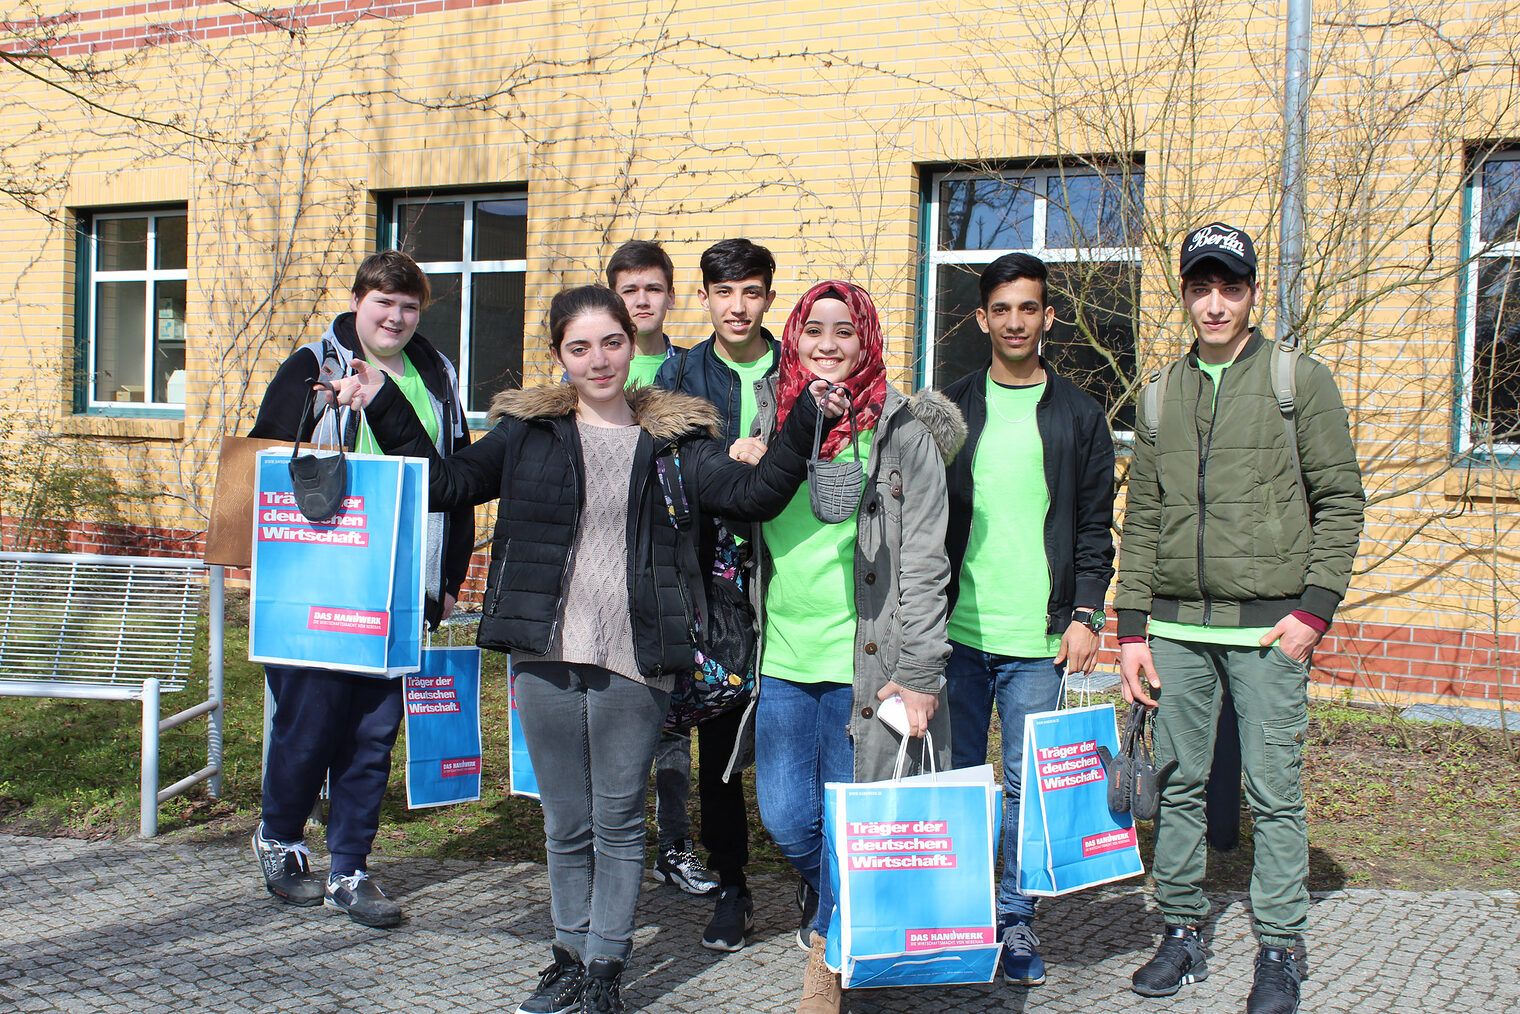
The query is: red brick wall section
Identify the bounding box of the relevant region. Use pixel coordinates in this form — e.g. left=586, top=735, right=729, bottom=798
left=1, top=0, right=524, bottom=58
left=1073, top=629, right=1516, bottom=708
left=5, top=517, right=1516, bottom=704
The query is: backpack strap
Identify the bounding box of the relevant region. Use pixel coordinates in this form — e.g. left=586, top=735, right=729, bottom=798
left=1137, top=360, right=1181, bottom=443
left=654, top=449, right=693, bottom=530
left=1270, top=339, right=1307, bottom=508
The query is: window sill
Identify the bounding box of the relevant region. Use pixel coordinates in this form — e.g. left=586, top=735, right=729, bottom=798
left=60, top=414, right=184, bottom=441
left=1443, top=466, right=1520, bottom=502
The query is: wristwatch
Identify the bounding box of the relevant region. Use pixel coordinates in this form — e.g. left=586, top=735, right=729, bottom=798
left=1072, top=608, right=1106, bottom=633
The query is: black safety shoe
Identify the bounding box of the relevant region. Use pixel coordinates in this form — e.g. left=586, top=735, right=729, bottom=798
left=515, top=943, right=586, bottom=1014
left=582, top=957, right=626, bottom=1014
left=324, top=871, right=403, bottom=928
left=701, top=885, right=754, bottom=951
left=1246, top=946, right=1301, bottom=1014
left=251, top=824, right=323, bottom=907
left=796, top=877, right=820, bottom=951
left=1131, top=924, right=1208, bottom=996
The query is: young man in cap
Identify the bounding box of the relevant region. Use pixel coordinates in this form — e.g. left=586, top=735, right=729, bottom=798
left=942, top=251, right=1116, bottom=987
left=1116, top=223, right=1364, bottom=1014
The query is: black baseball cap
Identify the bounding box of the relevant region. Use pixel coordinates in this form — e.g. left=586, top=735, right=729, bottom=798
left=1179, top=222, right=1257, bottom=278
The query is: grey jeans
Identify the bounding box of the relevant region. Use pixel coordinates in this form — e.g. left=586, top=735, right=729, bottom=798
left=513, top=661, right=670, bottom=962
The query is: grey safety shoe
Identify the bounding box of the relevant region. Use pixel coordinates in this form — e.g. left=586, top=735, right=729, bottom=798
left=251, top=824, right=323, bottom=907
left=324, top=870, right=402, bottom=928
left=655, top=838, right=719, bottom=895
left=1132, top=924, right=1208, bottom=996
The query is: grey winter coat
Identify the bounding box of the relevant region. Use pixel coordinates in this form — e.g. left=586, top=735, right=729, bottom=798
left=725, top=380, right=968, bottom=783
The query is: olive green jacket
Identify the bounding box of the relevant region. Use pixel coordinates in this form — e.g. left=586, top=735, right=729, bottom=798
left=1115, top=331, right=1365, bottom=638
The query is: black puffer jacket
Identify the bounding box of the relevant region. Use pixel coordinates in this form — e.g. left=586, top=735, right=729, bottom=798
left=363, top=380, right=824, bottom=680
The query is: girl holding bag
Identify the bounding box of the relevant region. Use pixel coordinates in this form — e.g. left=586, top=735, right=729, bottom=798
left=723, top=281, right=966, bottom=1014
left=333, top=285, right=844, bottom=1014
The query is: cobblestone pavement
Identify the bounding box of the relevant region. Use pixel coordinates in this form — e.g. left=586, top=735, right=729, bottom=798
left=2, top=832, right=1516, bottom=1013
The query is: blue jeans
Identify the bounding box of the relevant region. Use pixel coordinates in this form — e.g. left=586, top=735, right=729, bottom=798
left=945, top=641, right=1063, bottom=921
left=754, top=675, right=855, bottom=938
left=513, top=661, right=670, bottom=963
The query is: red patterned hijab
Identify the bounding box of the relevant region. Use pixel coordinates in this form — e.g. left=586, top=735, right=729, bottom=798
left=774, top=281, right=887, bottom=461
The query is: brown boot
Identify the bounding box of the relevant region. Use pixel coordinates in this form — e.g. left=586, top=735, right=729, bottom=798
left=796, top=931, right=843, bottom=1014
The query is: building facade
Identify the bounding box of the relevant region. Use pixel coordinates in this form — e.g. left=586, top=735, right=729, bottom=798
left=3, top=0, right=1519, bottom=709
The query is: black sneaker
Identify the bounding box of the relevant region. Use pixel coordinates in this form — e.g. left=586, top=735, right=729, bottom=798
left=324, top=871, right=403, bottom=928
left=251, top=824, right=323, bottom=907
left=655, top=838, right=719, bottom=895
left=516, top=943, right=586, bottom=1014
left=582, top=957, right=626, bottom=1014
left=1131, top=924, right=1208, bottom=996
left=700, top=885, right=754, bottom=951
left=1246, top=946, right=1301, bottom=1014
left=796, top=877, right=820, bottom=951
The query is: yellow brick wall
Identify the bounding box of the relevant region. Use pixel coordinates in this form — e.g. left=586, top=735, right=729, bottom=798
left=1, top=0, right=1519, bottom=668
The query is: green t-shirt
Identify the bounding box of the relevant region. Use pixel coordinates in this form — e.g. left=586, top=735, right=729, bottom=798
left=356, top=352, right=440, bottom=454
left=727, top=354, right=774, bottom=439
left=625, top=352, right=667, bottom=390
left=947, top=378, right=1063, bottom=657
left=760, top=430, right=873, bottom=684
left=1148, top=355, right=1275, bottom=648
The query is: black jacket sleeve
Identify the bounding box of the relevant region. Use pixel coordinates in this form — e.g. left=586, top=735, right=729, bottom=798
left=686, top=391, right=821, bottom=521
left=1072, top=398, right=1118, bottom=610
left=442, top=420, right=476, bottom=599
left=365, top=377, right=507, bottom=514
left=248, top=349, right=323, bottom=441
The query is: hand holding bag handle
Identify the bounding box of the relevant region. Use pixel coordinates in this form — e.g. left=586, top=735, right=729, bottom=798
left=809, top=383, right=866, bottom=524
left=891, top=729, right=939, bottom=781
left=288, top=379, right=348, bottom=522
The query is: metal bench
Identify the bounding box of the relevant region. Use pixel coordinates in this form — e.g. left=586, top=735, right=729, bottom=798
left=0, top=551, right=226, bottom=837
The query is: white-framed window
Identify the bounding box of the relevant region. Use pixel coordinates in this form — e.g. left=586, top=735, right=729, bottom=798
left=922, top=164, right=1143, bottom=429
left=81, top=207, right=188, bottom=408
left=1459, top=148, right=1520, bottom=458
left=387, top=191, right=527, bottom=415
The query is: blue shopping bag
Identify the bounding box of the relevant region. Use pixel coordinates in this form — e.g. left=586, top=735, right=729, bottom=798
left=403, top=646, right=483, bottom=808
left=824, top=740, right=1002, bottom=989
left=1016, top=702, right=1144, bottom=895
left=507, top=662, right=539, bottom=801
left=249, top=450, right=426, bottom=676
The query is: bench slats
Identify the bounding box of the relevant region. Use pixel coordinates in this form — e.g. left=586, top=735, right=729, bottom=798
left=0, top=555, right=200, bottom=693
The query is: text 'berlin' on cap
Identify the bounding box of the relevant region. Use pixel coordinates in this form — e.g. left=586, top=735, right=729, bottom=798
left=1179, top=222, right=1257, bottom=278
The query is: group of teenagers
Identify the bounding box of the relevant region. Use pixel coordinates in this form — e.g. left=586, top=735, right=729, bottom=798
left=247, top=222, right=1365, bottom=1014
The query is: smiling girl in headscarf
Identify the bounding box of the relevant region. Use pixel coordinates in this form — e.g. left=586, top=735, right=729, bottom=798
left=722, top=280, right=967, bottom=1014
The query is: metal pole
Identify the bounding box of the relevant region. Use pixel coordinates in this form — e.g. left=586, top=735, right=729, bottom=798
left=1278, top=0, right=1311, bottom=346
left=208, top=565, right=225, bottom=798
left=140, top=677, right=160, bottom=838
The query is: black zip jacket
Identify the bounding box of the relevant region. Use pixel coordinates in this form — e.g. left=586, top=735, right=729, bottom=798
left=652, top=330, right=779, bottom=445
left=362, top=381, right=823, bottom=680
left=249, top=313, right=474, bottom=624
left=943, top=363, right=1117, bottom=634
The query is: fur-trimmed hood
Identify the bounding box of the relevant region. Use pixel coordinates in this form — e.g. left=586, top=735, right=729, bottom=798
left=904, top=386, right=968, bottom=463
left=488, top=383, right=722, bottom=441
